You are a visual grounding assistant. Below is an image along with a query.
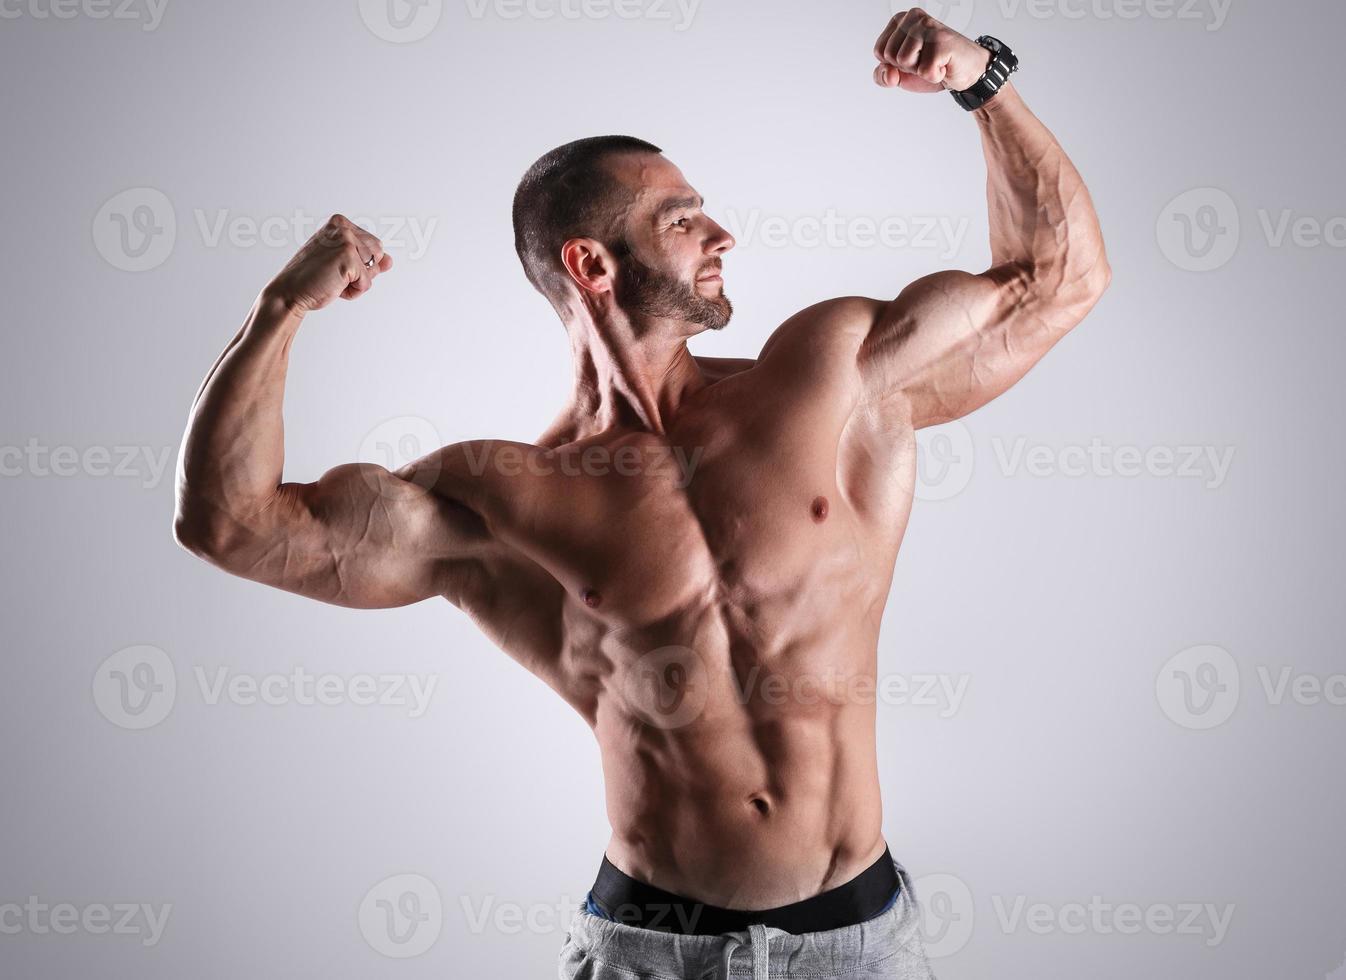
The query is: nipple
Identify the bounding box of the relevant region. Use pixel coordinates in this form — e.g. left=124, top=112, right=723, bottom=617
left=581, top=588, right=603, bottom=609
left=810, top=496, right=829, bottom=522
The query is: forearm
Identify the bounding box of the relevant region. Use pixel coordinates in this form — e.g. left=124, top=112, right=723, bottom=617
left=174, top=289, right=303, bottom=540
left=974, top=83, right=1110, bottom=303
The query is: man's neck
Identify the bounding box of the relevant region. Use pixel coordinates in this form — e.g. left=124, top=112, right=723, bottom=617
left=562, top=310, right=707, bottom=439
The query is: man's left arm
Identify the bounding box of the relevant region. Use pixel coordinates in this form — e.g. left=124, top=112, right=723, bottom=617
left=857, top=9, right=1112, bottom=429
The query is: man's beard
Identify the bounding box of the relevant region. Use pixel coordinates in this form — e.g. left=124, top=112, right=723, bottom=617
left=614, top=250, right=732, bottom=331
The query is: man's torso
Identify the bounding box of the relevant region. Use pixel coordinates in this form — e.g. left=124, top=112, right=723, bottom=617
left=420, top=298, right=919, bottom=909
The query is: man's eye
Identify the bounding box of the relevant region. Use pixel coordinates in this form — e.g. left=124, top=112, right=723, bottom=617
left=672, top=217, right=689, bottom=228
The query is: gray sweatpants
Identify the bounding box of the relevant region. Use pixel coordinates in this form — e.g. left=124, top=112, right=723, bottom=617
left=557, top=860, right=937, bottom=980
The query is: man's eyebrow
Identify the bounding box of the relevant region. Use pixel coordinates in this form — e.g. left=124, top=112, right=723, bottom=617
left=654, top=195, right=704, bottom=220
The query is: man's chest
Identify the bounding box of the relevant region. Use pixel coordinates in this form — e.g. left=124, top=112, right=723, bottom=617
left=513, top=379, right=911, bottom=630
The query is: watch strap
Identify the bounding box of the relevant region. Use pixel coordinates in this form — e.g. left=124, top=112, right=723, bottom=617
left=951, top=35, right=1018, bottom=111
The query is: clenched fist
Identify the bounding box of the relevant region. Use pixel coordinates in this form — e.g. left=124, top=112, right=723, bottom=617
left=873, top=8, right=992, bottom=93
left=265, top=214, right=394, bottom=315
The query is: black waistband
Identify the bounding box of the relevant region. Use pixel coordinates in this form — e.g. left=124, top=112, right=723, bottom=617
left=588, top=848, right=899, bottom=936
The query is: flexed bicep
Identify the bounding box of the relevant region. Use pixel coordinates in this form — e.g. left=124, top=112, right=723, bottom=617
left=858, top=265, right=1062, bottom=428
left=184, top=457, right=488, bottom=609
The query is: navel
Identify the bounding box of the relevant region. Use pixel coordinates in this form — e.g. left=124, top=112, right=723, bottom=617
left=581, top=588, right=603, bottom=609
left=810, top=495, right=829, bottom=522
left=748, top=795, right=772, bottom=817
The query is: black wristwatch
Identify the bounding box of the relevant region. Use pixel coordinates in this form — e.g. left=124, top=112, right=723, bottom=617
left=950, top=36, right=1018, bottom=111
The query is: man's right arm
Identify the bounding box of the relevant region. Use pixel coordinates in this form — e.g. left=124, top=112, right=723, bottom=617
left=172, top=215, right=485, bottom=609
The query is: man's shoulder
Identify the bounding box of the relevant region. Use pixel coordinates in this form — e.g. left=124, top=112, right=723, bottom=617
left=745, top=296, right=885, bottom=389
left=757, top=296, right=884, bottom=363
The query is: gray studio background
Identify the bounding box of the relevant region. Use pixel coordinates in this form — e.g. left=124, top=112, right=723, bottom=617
left=2, top=0, right=1343, bottom=977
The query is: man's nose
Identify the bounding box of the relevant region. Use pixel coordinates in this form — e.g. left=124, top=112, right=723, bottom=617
left=705, top=218, right=735, bottom=254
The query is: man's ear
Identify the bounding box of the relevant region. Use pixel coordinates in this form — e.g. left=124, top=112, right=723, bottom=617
left=561, top=238, right=614, bottom=296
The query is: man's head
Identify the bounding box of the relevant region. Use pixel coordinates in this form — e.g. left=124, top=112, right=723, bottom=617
left=512, top=135, right=735, bottom=334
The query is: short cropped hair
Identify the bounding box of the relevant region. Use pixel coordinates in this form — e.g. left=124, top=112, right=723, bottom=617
left=512, top=135, right=662, bottom=306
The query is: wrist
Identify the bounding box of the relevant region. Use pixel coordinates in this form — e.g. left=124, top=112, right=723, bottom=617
left=251, top=286, right=307, bottom=337
left=951, top=46, right=993, bottom=92
left=255, top=284, right=308, bottom=326
left=972, top=80, right=1019, bottom=118
left=951, top=35, right=1018, bottom=112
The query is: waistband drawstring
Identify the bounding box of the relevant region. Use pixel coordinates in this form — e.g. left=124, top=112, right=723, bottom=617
left=718, top=923, right=771, bottom=979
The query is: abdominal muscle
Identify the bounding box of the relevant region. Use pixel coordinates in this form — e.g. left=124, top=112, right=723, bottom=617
left=590, top=625, right=888, bottom=911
